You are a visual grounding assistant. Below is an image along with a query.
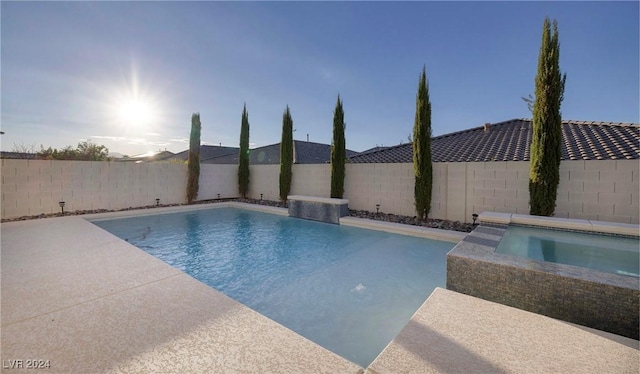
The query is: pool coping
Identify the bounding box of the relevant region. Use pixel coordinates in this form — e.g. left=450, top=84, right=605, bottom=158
left=3, top=204, right=638, bottom=372
left=83, top=201, right=289, bottom=222
left=479, top=211, right=640, bottom=237
left=85, top=202, right=467, bottom=244
left=339, top=217, right=466, bottom=243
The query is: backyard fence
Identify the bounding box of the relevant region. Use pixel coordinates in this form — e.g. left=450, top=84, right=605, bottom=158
left=2, top=159, right=638, bottom=224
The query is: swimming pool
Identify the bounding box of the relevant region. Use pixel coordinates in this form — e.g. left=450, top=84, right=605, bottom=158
left=93, top=207, right=454, bottom=367
left=495, top=225, right=639, bottom=277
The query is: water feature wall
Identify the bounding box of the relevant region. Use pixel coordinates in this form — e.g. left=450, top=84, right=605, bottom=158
left=287, top=195, right=349, bottom=224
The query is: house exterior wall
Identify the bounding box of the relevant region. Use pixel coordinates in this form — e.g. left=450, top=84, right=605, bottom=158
left=2, top=159, right=638, bottom=224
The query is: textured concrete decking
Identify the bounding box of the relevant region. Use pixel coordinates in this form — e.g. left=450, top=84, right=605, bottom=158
left=369, top=288, right=639, bottom=374
left=2, top=205, right=638, bottom=373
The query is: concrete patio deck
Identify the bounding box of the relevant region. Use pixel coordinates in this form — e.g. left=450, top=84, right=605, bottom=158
left=2, top=205, right=638, bottom=373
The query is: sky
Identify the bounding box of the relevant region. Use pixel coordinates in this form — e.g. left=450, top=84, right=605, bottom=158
left=1, top=1, right=638, bottom=157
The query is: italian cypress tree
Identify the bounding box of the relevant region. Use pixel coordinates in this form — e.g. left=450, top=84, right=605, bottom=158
left=238, top=104, right=250, bottom=198
left=187, top=113, right=201, bottom=204
left=529, top=18, right=566, bottom=216
left=279, top=106, right=293, bottom=202
left=412, top=66, right=433, bottom=220
left=330, top=95, right=346, bottom=198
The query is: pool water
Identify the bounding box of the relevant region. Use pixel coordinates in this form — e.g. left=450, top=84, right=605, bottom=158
left=93, top=207, right=454, bottom=367
left=495, top=225, right=639, bottom=277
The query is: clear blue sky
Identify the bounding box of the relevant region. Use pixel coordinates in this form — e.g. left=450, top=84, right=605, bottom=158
left=2, top=1, right=638, bottom=156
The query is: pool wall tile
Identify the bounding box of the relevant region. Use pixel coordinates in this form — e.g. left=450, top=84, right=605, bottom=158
left=288, top=197, right=349, bottom=224
left=447, top=224, right=640, bottom=340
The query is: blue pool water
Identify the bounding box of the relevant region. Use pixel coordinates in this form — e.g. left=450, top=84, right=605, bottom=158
left=495, top=225, right=639, bottom=277
left=93, top=208, right=454, bottom=367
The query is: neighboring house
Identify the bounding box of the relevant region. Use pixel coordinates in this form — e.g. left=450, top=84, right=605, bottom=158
left=116, top=150, right=176, bottom=163
left=172, top=145, right=239, bottom=163
left=349, top=119, right=640, bottom=163
left=0, top=152, right=38, bottom=160
left=343, top=118, right=638, bottom=224
left=201, top=140, right=359, bottom=165
left=358, top=146, right=390, bottom=156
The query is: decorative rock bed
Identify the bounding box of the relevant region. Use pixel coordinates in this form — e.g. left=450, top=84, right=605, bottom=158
left=1, top=198, right=475, bottom=233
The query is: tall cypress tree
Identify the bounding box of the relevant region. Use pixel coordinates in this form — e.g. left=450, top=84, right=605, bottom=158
left=330, top=95, right=346, bottom=198
left=529, top=18, right=566, bottom=216
left=187, top=113, right=201, bottom=204
left=238, top=104, right=250, bottom=198
left=279, top=106, right=293, bottom=202
left=412, top=66, right=432, bottom=220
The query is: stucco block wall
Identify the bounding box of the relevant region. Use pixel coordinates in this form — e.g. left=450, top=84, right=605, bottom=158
left=1, top=159, right=187, bottom=218
left=246, top=164, right=331, bottom=201
left=445, top=163, right=467, bottom=222
left=247, top=165, right=280, bottom=201
left=197, top=164, right=328, bottom=202
left=2, top=159, right=637, bottom=223
left=199, top=164, right=238, bottom=200
left=465, top=162, right=531, bottom=219
left=556, top=160, right=639, bottom=223
left=341, top=160, right=637, bottom=224
left=291, top=164, right=331, bottom=198
left=344, top=163, right=417, bottom=217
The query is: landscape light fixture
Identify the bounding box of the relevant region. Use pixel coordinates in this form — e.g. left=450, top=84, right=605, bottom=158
left=155, top=198, right=160, bottom=207
left=376, top=204, right=380, bottom=214
left=472, top=213, right=479, bottom=225
left=59, top=201, right=65, bottom=214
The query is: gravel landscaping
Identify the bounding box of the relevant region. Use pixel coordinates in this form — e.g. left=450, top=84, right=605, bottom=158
left=1, top=197, right=474, bottom=232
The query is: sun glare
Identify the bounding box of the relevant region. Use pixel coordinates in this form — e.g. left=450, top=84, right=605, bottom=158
left=105, top=67, right=163, bottom=133
left=116, top=96, right=156, bottom=127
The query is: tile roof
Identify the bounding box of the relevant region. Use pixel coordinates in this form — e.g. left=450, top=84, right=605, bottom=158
left=294, top=140, right=359, bottom=164
left=0, top=152, right=38, bottom=160
left=173, top=145, right=239, bottom=162
left=202, top=140, right=359, bottom=165
left=348, top=119, right=640, bottom=163
left=358, top=146, right=390, bottom=155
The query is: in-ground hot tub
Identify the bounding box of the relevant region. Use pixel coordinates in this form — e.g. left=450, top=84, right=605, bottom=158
left=447, top=212, right=639, bottom=340
left=495, top=224, right=638, bottom=277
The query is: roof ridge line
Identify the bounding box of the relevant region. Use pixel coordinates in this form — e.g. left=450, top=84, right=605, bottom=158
left=350, top=142, right=410, bottom=158
left=432, top=118, right=528, bottom=140
left=561, top=120, right=639, bottom=127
